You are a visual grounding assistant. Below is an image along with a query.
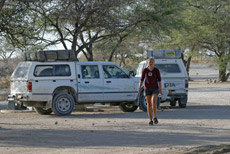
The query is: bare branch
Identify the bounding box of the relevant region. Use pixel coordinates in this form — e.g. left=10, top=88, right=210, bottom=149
left=0, top=0, right=5, bottom=11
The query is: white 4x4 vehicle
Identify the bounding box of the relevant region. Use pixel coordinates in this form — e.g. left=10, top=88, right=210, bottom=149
left=8, top=50, right=139, bottom=115
left=136, top=49, right=188, bottom=111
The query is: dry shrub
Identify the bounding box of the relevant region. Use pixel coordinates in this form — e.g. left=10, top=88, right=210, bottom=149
left=0, top=77, right=10, bottom=88
left=191, top=58, right=214, bottom=63
left=0, top=77, right=10, bottom=101
left=0, top=95, right=7, bottom=101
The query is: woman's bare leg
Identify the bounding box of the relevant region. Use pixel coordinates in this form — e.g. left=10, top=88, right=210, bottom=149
left=152, top=94, right=158, bottom=118
left=146, top=95, right=152, bottom=121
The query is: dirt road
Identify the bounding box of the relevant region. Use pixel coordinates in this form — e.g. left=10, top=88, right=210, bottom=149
left=0, top=64, right=230, bottom=154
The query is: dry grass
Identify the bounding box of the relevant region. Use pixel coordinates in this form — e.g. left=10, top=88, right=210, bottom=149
left=190, top=57, right=214, bottom=63
left=0, top=95, right=7, bottom=101
left=0, top=77, right=10, bottom=88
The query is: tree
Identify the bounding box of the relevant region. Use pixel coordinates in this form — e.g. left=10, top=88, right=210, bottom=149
left=0, top=0, right=46, bottom=52
left=186, top=0, right=230, bottom=82
left=151, top=0, right=230, bottom=82
left=93, top=31, right=145, bottom=66
left=26, top=0, right=141, bottom=61
left=94, top=0, right=186, bottom=63
left=0, top=38, right=17, bottom=76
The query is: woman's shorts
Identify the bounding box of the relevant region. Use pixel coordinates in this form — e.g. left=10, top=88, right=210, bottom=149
left=144, top=88, right=159, bottom=96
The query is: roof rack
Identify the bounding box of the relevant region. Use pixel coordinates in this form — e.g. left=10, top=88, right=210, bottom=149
left=146, top=49, right=181, bottom=59
left=24, top=50, right=78, bottom=62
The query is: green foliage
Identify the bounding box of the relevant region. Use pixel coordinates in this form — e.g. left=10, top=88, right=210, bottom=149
left=0, top=0, right=229, bottom=81
left=0, top=0, right=47, bottom=52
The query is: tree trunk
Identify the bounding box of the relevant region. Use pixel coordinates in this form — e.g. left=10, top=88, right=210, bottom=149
left=186, top=56, right=192, bottom=80
left=218, top=59, right=228, bottom=82
left=86, top=44, right=93, bottom=61
left=219, top=69, right=227, bottom=82
left=108, top=34, right=129, bottom=61
left=0, top=0, right=5, bottom=11
left=108, top=42, right=121, bottom=61
left=120, top=54, right=126, bottom=66
left=72, top=34, right=79, bottom=60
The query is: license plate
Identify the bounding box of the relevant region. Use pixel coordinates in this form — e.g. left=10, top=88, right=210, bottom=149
left=168, top=90, right=172, bottom=94
left=17, top=95, right=22, bottom=99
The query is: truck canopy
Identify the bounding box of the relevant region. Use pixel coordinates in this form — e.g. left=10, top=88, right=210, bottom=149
left=146, top=49, right=181, bottom=59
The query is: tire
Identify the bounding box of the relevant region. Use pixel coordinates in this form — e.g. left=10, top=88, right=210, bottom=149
left=139, top=92, right=147, bottom=112
left=119, top=102, right=138, bottom=112
left=170, top=101, right=177, bottom=107
left=52, top=93, right=75, bottom=116
left=139, top=91, right=160, bottom=112
left=178, top=95, right=188, bottom=108
left=34, top=107, right=52, bottom=115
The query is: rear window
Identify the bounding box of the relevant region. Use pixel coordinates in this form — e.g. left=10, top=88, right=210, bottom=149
left=13, top=62, right=31, bottom=78
left=34, top=65, right=71, bottom=77
left=155, top=64, right=181, bottom=73
left=136, top=62, right=146, bottom=76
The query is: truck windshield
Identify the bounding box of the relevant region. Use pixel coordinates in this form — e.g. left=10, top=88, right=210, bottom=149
left=155, top=64, right=181, bottom=73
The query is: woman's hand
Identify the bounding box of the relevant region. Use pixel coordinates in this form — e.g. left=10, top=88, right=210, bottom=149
left=159, top=89, right=163, bottom=96
left=138, top=87, right=142, bottom=94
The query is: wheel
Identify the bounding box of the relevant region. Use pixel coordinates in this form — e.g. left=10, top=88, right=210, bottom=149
left=52, top=93, right=75, bottom=116
left=139, top=92, right=147, bottom=112
left=170, top=101, right=177, bottom=107
left=119, top=102, right=138, bottom=112
left=178, top=95, right=188, bottom=108
left=139, top=91, right=160, bottom=112
left=34, top=107, right=52, bottom=115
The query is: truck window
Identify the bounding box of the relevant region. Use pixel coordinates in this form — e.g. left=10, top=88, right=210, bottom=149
left=155, top=64, right=181, bottom=73
left=34, top=66, right=54, bottom=76
left=136, top=62, right=146, bottom=76
left=103, top=65, right=129, bottom=79
left=81, top=65, right=99, bottom=79
left=14, top=67, right=29, bottom=78
left=13, top=62, right=31, bottom=78
left=34, top=65, right=71, bottom=77
left=55, top=65, right=71, bottom=76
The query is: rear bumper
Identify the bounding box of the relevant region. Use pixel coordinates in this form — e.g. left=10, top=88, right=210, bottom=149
left=161, top=93, right=187, bottom=102
left=8, top=94, right=49, bottom=107
left=168, top=93, right=187, bottom=98
left=8, top=94, right=29, bottom=102
left=8, top=93, right=52, bottom=102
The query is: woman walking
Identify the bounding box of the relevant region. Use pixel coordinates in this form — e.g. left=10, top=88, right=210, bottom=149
left=138, top=57, right=163, bottom=125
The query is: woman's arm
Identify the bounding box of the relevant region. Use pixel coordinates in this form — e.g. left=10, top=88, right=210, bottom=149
left=138, top=80, right=143, bottom=94
left=159, top=81, right=163, bottom=96
left=139, top=69, right=145, bottom=94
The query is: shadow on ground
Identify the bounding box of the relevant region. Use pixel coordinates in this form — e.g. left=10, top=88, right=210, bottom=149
left=0, top=124, right=230, bottom=148
left=56, top=105, right=230, bottom=120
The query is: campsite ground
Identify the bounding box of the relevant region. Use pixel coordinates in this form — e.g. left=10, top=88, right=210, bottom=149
left=0, top=63, right=230, bottom=154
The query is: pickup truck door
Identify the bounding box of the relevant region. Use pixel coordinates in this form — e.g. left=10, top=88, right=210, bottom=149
left=102, top=65, right=136, bottom=101
left=77, top=65, right=104, bottom=102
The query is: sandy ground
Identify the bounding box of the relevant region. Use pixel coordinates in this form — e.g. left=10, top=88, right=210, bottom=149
left=0, top=64, right=230, bottom=154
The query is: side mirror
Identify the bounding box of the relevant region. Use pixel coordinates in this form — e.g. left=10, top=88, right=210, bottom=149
left=129, top=71, right=135, bottom=77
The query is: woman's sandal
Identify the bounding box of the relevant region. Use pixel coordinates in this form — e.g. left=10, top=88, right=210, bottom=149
left=149, top=120, right=153, bottom=125
left=154, top=117, right=158, bottom=124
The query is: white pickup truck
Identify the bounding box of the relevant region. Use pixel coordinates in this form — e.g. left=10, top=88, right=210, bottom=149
left=136, top=49, right=188, bottom=111
left=8, top=52, right=140, bottom=115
